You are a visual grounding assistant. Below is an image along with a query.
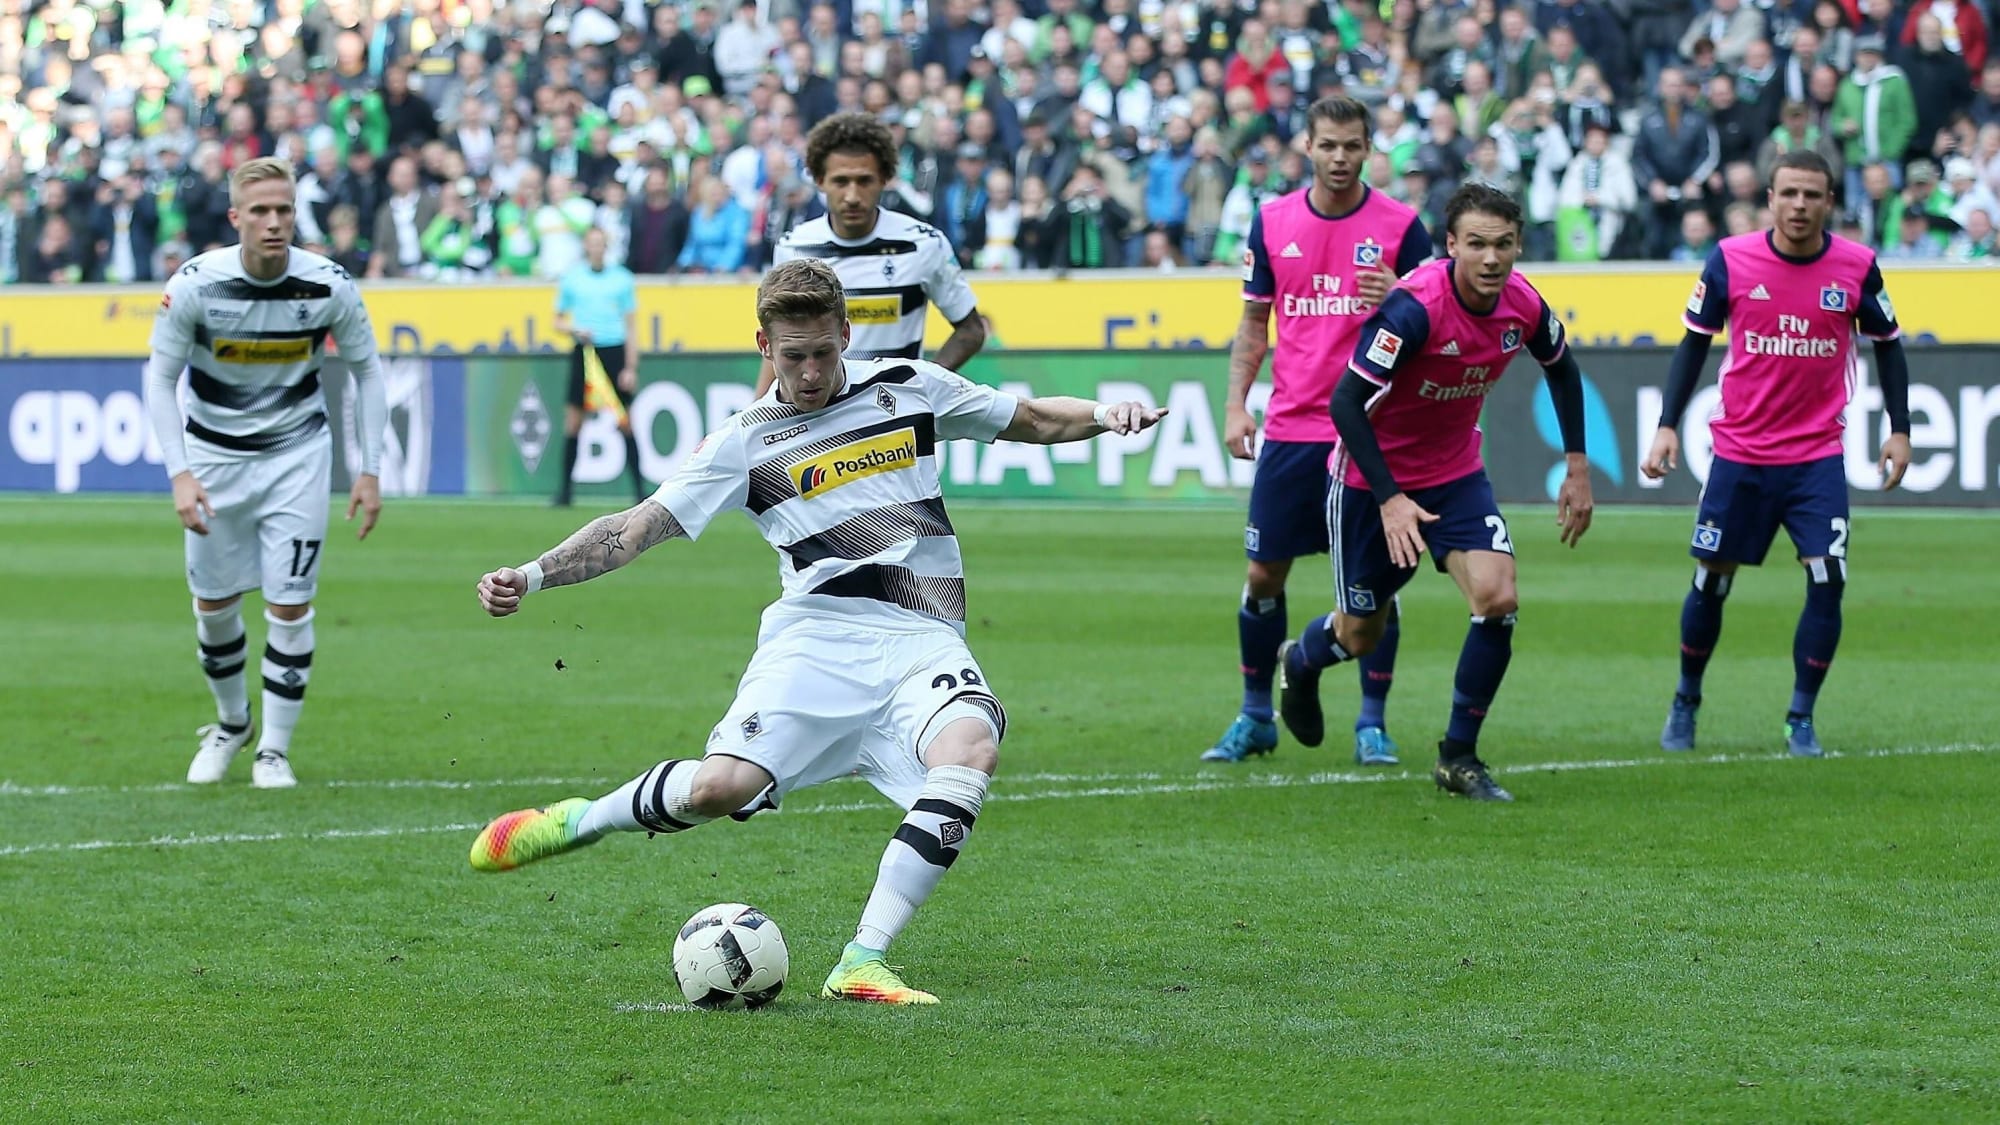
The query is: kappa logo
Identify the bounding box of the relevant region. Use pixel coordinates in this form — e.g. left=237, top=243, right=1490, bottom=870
left=1748, top=284, right=1772, bottom=301
left=1820, top=285, right=1849, bottom=313
left=876, top=385, right=898, bottom=414
left=793, top=428, right=919, bottom=499
left=1348, top=585, right=1377, bottom=613
left=1500, top=326, right=1522, bottom=353
left=205, top=305, right=246, bottom=322
left=1692, top=524, right=1722, bottom=552
left=741, top=712, right=764, bottom=740
left=213, top=337, right=312, bottom=364
left=939, top=820, right=965, bottom=846
left=1279, top=241, right=1303, bottom=259
left=762, top=422, right=809, bottom=445
left=1364, top=328, right=1404, bottom=368
left=1440, top=339, right=1461, bottom=356
left=1352, top=240, right=1383, bottom=267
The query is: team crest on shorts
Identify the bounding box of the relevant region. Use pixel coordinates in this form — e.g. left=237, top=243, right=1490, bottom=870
left=1352, top=240, right=1383, bottom=267
left=1819, top=285, right=1849, bottom=313
left=876, top=385, right=898, bottom=414
left=1501, top=326, right=1522, bottom=353
left=1348, top=585, right=1377, bottom=613
left=740, top=712, right=764, bottom=740
left=1692, top=524, right=1722, bottom=551
left=1244, top=525, right=1261, bottom=552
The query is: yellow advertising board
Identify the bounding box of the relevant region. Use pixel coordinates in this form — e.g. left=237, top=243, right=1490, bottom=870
left=1, top=266, right=1994, bottom=358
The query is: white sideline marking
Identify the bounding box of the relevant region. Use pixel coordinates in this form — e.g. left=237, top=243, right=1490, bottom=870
left=0, top=743, right=1990, bottom=860
left=0, top=769, right=1160, bottom=800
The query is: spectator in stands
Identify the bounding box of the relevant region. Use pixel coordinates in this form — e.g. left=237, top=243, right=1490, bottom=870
left=1948, top=202, right=1996, bottom=257
left=626, top=165, right=691, bottom=275
left=369, top=154, right=436, bottom=279
left=25, top=211, right=83, bottom=284
left=1670, top=207, right=1719, bottom=259
left=1682, top=0, right=1765, bottom=73
left=1634, top=67, right=1719, bottom=257
left=1707, top=74, right=1765, bottom=170
left=678, top=175, right=750, bottom=273
left=1899, top=0, right=1988, bottom=77
left=535, top=174, right=597, bottom=279
left=1834, top=36, right=1917, bottom=198
left=1052, top=162, right=1129, bottom=269
left=1758, top=98, right=1845, bottom=187
left=1902, top=15, right=1974, bottom=162
left=88, top=171, right=159, bottom=283
left=1810, top=1, right=1858, bottom=75
left=1559, top=120, right=1638, bottom=259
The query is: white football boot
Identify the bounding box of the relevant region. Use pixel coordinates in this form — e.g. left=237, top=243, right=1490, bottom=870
left=187, top=723, right=254, bottom=783
left=251, top=749, right=299, bottom=789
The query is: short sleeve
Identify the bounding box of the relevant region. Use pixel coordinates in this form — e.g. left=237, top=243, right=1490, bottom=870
left=329, top=274, right=380, bottom=363
left=1241, top=208, right=1275, bottom=302
left=919, top=362, right=1020, bottom=442
left=555, top=271, right=576, bottom=313
left=1393, top=213, right=1433, bottom=276
left=1682, top=247, right=1730, bottom=335
left=1348, top=288, right=1432, bottom=384
left=148, top=267, right=200, bottom=361
left=1527, top=295, right=1568, bottom=366
left=619, top=271, right=638, bottom=316
left=922, top=234, right=979, bottom=323
left=650, top=424, right=750, bottom=540
left=1857, top=259, right=1901, bottom=340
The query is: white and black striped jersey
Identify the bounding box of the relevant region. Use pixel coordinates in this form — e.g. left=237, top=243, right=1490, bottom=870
left=771, top=209, right=978, bottom=360
left=653, top=358, right=1019, bottom=634
left=148, top=247, right=380, bottom=464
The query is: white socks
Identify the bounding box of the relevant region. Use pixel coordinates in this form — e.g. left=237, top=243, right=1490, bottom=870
left=194, top=600, right=250, bottom=728
left=580, top=759, right=715, bottom=840
left=854, top=765, right=990, bottom=953
left=258, top=608, right=314, bottom=754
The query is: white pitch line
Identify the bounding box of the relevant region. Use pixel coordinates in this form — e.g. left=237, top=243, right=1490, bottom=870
left=1, top=743, right=1990, bottom=861
left=612, top=1001, right=706, bottom=1014
left=0, top=769, right=1163, bottom=800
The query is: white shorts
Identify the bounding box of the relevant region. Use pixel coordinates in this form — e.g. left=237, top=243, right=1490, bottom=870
left=184, top=434, right=333, bottom=605
left=707, top=618, right=1007, bottom=810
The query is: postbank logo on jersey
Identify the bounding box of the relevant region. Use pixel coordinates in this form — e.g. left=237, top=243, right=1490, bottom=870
left=212, top=337, right=313, bottom=364
left=848, top=295, right=901, bottom=325
left=794, top=428, right=919, bottom=499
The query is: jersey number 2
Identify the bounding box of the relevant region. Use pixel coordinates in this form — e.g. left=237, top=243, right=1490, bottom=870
left=1829, top=518, right=1849, bottom=559
left=289, top=538, right=323, bottom=577
left=1484, top=515, right=1514, bottom=554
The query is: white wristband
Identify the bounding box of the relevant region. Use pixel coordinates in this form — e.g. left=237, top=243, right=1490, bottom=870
left=520, top=561, right=545, bottom=596
left=1092, top=402, right=1112, bottom=428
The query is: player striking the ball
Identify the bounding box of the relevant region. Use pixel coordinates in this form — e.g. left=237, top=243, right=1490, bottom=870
left=1206, top=95, right=1432, bottom=766
left=144, top=156, right=387, bottom=788
left=1275, top=183, right=1595, bottom=802
left=468, top=258, right=1165, bottom=1005
left=1644, top=149, right=1911, bottom=757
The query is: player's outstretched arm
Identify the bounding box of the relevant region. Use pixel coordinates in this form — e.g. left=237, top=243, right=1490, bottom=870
left=998, top=397, right=1168, bottom=445
left=1872, top=337, right=1914, bottom=490
left=1541, top=350, right=1595, bottom=547
left=1643, top=330, right=1716, bottom=480
left=477, top=501, right=688, bottom=617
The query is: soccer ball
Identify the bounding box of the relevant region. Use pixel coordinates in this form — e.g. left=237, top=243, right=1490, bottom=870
left=672, top=902, right=789, bottom=1009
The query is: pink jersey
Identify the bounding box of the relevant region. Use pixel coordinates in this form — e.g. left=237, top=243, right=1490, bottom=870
left=1242, top=187, right=1431, bottom=443
left=1682, top=232, right=1900, bottom=466
left=1343, top=260, right=1568, bottom=492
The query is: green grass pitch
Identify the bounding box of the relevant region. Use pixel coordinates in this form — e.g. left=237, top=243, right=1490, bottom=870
left=2, top=497, right=1997, bottom=1122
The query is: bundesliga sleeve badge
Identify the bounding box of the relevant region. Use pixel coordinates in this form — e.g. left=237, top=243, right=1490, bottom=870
left=1365, top=328, right=1403, bottom=368
left=1686, top=281, right=1706, bottom=315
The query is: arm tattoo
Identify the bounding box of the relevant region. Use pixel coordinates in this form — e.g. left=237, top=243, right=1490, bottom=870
left=536, top=503, right=687, bottom=590
left=1227, top=309, right=1270, bottom=407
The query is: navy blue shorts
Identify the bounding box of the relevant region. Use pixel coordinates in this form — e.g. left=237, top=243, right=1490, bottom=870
left=1332, top=469, right=1511, bottom=616
left=1691, top=454, right=1850, bottom=566
left=1245, top=439, right=1335, bottom=561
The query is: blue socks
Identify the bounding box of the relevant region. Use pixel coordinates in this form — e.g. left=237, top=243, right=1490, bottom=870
left=1238, top=591, right=1285, bottom=721
left=1791, top=559, right=1844, bottom=719
left=1297, top=612, right=1353, bottom=671
left=1356, top=602, right=1399, bottom=730
left=1446, top=613, right=1515, bottom=747
left=1677, top=568, right=1731, bottom=701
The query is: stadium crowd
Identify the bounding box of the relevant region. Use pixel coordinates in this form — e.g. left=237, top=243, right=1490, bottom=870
left=5, top=0, right=2000, bottom=284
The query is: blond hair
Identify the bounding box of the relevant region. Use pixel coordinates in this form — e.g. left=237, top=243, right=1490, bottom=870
left=230, top=156, right=298, bottom=206
left=756, top=258, right=846, bottom=330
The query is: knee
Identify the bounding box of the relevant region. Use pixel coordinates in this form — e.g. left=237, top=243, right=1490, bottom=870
left=1244, top=560, right=1288, bottom=599
left=266, top=601, right=312, bottom=622
left=1468, top=583, right=1518, bottom=620
left=688, top=768, right=761, bottom=819
left=1333, top=613, right=1383, bottom=657
left=923, top=721, right=1000, bottom=775
left=1802, top=556, right=1846, bottom=597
